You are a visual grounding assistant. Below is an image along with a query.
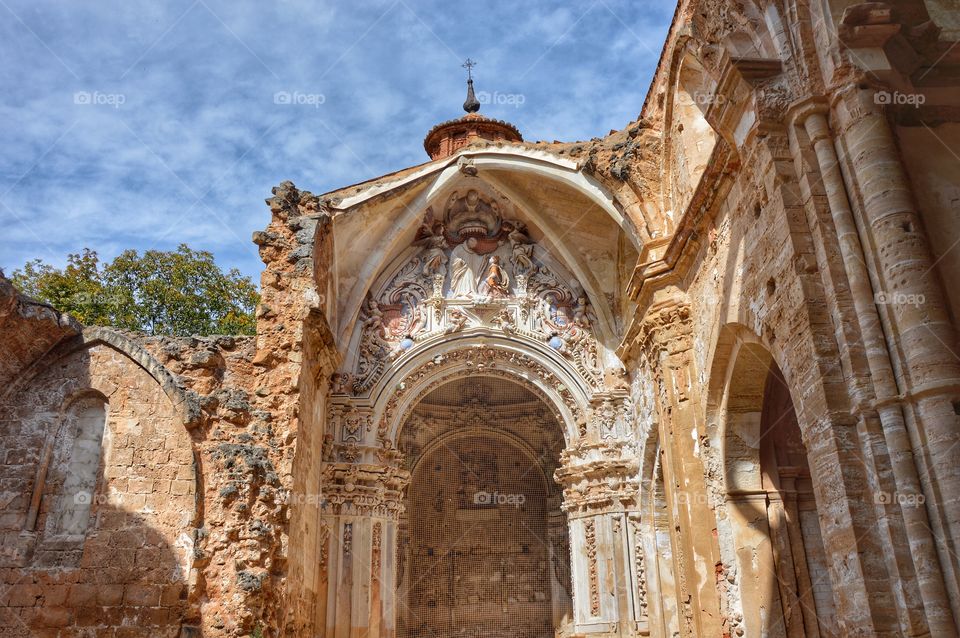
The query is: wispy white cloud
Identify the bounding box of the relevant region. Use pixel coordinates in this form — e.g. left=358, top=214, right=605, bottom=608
left=0, top=0, right=673, bottom=281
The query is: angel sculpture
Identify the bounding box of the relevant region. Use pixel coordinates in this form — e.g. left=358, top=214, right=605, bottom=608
left=507, top=222, right=535, bottom=275
left=415, top=221, right=449, bottom=278
left=480, top=255, right=510, bottom=298
left=445, top=308, right=469, bottom=334
left=573, top=296, right=596, bottom=328
left=361, top=299, right=388, bottom=341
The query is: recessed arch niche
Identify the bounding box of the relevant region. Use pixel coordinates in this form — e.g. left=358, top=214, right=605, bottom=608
left=396, top=375, right=574, bottom=638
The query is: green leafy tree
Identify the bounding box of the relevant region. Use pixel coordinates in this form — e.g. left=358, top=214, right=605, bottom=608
left=11, top=245, right=259, bottom=336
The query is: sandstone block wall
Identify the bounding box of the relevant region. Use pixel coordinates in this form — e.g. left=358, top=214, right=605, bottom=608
left=0, top=341, right=196, bottom=636
left=2, top=0, right=960, bottom=636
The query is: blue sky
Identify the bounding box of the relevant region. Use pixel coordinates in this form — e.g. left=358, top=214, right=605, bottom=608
left=0, top=0, right=674, bottom=282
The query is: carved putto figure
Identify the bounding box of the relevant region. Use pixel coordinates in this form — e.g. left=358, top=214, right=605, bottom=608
left=362, top=299, right=388, bottom=340
left=573, top=296, right=595, bottom=328
left=492, top=307, right=516, bottom=333
left=507, top=221, right=534, bottom=275
left=445, top=308, right=469, bottom=333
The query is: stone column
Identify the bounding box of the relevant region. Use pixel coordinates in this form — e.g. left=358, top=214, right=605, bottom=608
left=777, top=469, right=822, bottom=638
left=833, top=84, right=960, bottom=623
left=547, top=502, right=575, bottom=630
left=626, top=300, right=724, bottom=638
left=317, top=458, right=410, bottom=638
left=556, top=393, right=643, bottom=638
left=792, top=99, right=955, bottom=634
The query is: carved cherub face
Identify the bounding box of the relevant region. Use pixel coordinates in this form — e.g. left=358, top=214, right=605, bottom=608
left=490, top=255, right=500, bottom=264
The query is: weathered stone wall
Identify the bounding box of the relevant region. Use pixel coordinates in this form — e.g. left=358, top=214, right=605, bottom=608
left=896, top=121, right=960, bottom=336
left=0, top=178, right=338, bottom=637
left=2, top=0, right=960, bottom=636
left=618, top=0, right=960, bottom=636
left=0, top=340, right=196, bottom=636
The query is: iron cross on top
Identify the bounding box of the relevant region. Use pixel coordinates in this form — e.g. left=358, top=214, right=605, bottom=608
left=462, top=58, right=476, bottom=80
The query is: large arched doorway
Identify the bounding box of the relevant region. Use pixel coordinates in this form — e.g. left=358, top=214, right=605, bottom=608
left=396, top=376, right=573, bottom=638
left=317, top=149, right=644, bottom=638
left=757, top=366, right=837, bottom=637
left=713, top=333, right=838, bottom=638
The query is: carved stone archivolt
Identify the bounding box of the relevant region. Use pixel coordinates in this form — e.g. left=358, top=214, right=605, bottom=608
left=338, top=344, right=591, bottom=453
left=343, top=189, right=604, bottom=396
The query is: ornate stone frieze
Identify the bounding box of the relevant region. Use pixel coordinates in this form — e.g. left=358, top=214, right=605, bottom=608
left=318, top=521, right=330, bottom=566
left=629, top=302, right=692, bottom=361
left=372, top=522, right=382, bottom=572
left=589, top=392, right=634, bottom=441
left=584, top=519, right=601, bottom=616
left=628, top=514, right=648, bottom=621
left=328, top=405, right=373, bottom=444
left=556, top=416, right=641, bottom=517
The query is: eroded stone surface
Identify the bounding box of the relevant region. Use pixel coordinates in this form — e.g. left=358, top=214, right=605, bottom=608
left=3, top=1, right=960, bottom=636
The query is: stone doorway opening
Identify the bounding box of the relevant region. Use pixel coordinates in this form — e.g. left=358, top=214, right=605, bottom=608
left=396, top=376, right=573, bottom=638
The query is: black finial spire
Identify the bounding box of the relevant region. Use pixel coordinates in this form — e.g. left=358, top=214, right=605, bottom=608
left=462, top=58, right=480, bottom=113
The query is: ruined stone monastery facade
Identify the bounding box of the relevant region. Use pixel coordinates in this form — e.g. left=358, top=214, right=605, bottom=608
left=4, top=1, right=960, bottom=637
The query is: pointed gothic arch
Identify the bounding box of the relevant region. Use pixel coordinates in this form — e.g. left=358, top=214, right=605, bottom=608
left=329, top=148, right=640, bottom=351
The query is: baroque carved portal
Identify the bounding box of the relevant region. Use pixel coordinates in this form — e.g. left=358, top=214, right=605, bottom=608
left=321, top=184, right=645, bottom=638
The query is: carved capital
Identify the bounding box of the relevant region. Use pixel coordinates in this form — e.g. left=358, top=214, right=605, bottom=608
left=624, top=301, right=692, bottom=364
left=556, top=431, right=641, bottom=516
left=320, top=461, right=411, bottom=519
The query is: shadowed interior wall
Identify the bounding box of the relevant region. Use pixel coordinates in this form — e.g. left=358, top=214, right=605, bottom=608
left=397, top=377, right=572, bottom=638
